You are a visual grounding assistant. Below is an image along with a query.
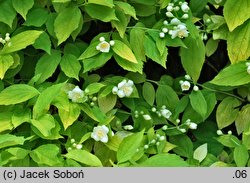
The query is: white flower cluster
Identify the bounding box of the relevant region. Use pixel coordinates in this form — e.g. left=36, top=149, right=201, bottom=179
left=0, top=33, right=11, bottom=46
left=67, top=138, right=82, bottom=151
left=159, top=1, right=190, bottom=39
left=112, top=79, right=134, bottom=98
left=246, top=62, right=250, bottom=74
left=96, top=37, right=115, bottom=53
left=91, top=125, right=109, bottom=143
left=185, top=119, right=198, bottom=130
left=134, top=110, right=152, bottom=121
left=68, top=86, right=87, bottom=103
left=123, top=125, right=134, bottom=130
left=179, top=74, right=199, bottom=92
left=151, top=105, right=172, bottom=119
left=216, top=129, right=232, bottom=136
left=142, top=133, right=166, bottom=150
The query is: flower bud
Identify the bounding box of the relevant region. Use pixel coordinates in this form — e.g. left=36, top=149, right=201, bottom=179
left=193, top=85, right=199, bottom=91
left=159, top=32, right=165, bottom=38
left=109, top=40, right=115, bottom=46
left=216, top=130, right=223, bottom=135
left=144, top=144, right=149, bottom=149
left=99, top=37, right=105, bottom=42
left=166, top=12, right=174, bottom=17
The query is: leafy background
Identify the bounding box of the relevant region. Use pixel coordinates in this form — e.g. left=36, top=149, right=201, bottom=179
left=0, top=0, right=249, bottom=167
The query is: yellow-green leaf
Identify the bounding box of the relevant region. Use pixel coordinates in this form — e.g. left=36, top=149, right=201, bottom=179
left=0, top=55, right=14, bottom=79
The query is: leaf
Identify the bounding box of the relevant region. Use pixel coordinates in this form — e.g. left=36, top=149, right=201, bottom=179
left=114, top=1, right=137, bottom=20
left=59, top=103, right=80, bottom=129
left=35, top=50, right=61, bottom=84
left=235, top=105, right=250, bottom=135
left=88, top=0, right=114, bottom=8
left=112, top=40, right=137, bottom=63
left=33, top=82, right=65, bottom=119
left=98, top=94, right=117, bottom=113
left=0, top=1, right=16, bottom=27
left=113, top=54, right=143, bottom=73
left=234, top=144, right=249, bottom=167
left=80, top=104, right=108, bottom=123
left=180, top=36, right=206, bottom=82
left=0, top=134, right=26, bottom=149
left=0, top=30, right=43, bottom=54
left=210, top=61, right=250, bottom=86
left=111, top=9, right=129, bottom=38
left=142, top=82, right=155, bottom=106
left=217, top=134, right=241, bottom=148
left=189, top=90, right=208, bottom=119
left=0, top=55, right=14, bottom=79
left=65, top=149, right=103, bottom=167
left=0, top=112, right=13, bottom=133
left=193, top=143, right=208, bottom=163
left=227, top=20, right=250, bottom=63
left=30, top=144, right=63, bottom=166
left=84, top=4, right=117, bottom=22
left=206, top=38, right=219, bottom=57
left=33, top=32, right=51, bottom=54
left=156, top=85, right=179, bottom=111
left=0, top=84, right=39, bottom=105
left=85, top=83, right=105, bottom=95
left=144, top=35, right=167, bottom=68
left=12, top=0, right=34, bottom=20
left=54, top=6, right=81, bottom=45
left=0, top=147, right=30, bottom=166
left=223, top=0, right=250, bottom=31
left=23, top=8, right=49, bottom=27
left=60, top=54, right=81, bottom=80
left=130, top=24, right=146, bottom=61
left=169, top=135, right=194, bottom=158
left=140, top=153, right=189, bottom=167
left=78, top=42, right=100, bottom=60
left=82, top=52, right=113, bottom=73
left=117, top=130, right=144, bottom=163
left=216, top=97, right=241, bottom=129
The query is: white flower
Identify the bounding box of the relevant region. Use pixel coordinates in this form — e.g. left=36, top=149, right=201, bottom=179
left=176, top=119, right=180, bottom=124
left=99, top=36, right=105, bottom=42
left=193, top=85, right=199, bottom=91
left=189, top=122, right=197, bottom=130
left=181, top=2, right=189, bottom=12
left=162, top=125, right=168, bottom=130
left=228, top=130, right=232, bottom=135
left=160, top=109, right=172, bottom=119
left=167, top=5, right=173, bottom=12
left=109, top=40, right=115, bottom=46
left=163, top=20, right=169, bottom=25
left=180, top=81, right=191, bottom=91
left=144, top=145, right=149, bottom=149
left=143, top=114, right=152, bottom=121
left=247, top=65, right=250, bottom=74
left=171, top=18, right=181, bottom=25
left=162, top=28, right=168, bottom=33
left=170, top=24, right=189, bottom=39
left=174, top=6, right=180, bottom=11
left=216, top=130, right=223, bottom=135
left=184, top=74, right=191, bottom=80
left=159, top=32, right=165, bottom=38
left=70, top=139, right=75, bottom=143
left=166, top=12, right=174, bottom=17
left=76, top=144, right=82, bottom=150
left=91, top=125, right=109, bottom=143
left=68, top=86, right=85, bottom=103
left=96, top=41, right=110, bottom=53
left=151, top=107, right=157, bottom=112
left=159, top=136, right=165, bottom=141
left=179, top=128, right=186, bottom=133
left=112, top=79, right=134, bottom=98
left=181, top=14, right=189, bottom=19
left=124, top=125, right=134, bottom=130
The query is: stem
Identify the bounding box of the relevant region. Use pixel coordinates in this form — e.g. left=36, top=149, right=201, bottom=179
left=126, top=26, right=160, bottom=32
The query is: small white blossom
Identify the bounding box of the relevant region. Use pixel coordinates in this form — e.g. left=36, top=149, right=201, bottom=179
left=124, top=125, right=134, bottom=130
left=112, top=79, right=134, bottom=98
left=161, top=109, right=172, bottom=119
left=143, top=114, right=152, bottom=121
left=180, top=81, right=191, bottom=91
left=167, top=5, right=173, bottom=12
left=246, top=62, right=250, bottom=67
left=76, top=144, right=82, bottom=150
left=70, top=139, right=75, bottom=143
left=151, top=107, right=157, bottom=112
left=217, top=130, right=223, bottom=136
left=247, top=65, right=250, bottom=74
left=162, top=28, right=168, bottom=33
left=202, top=33, right=208, bottom=40
left=179, top=128, right=186, bottom=133
left=181, top=14, right=189, bottom=19
left=181, top=2, right=189, bottom=12
left=176, top=119, right=181, bottom=124
left=151, top=139, right=156, bottom=144
left=159, top=136, right=165, bottom=141
left=159, top=32, right=165, bottom=38
left=193, top=85, right=199, bottom=91
left=68, top=147, right=72, bottom=151
left=99, top=37, right=105, bottom=42
left=156, top=134, right=161, bottom=138
left=174, top=6, right=180, bottom=11
left=92, top=96, right=97, bottom=102
left=228, top=130, right=232, bottom=135
left=206, top=18, right=211, bottom=24
left=140, top=111, right=144, bottom=115
left=96, top=41, right=110, bottom=53
left=170, top=24, right=189, bottom=39
left=184, top=74, right=191, bottom=80
left=156, top=142, right=160, bottom=146
left=109, top=40, right=115, bottom=46
left=90, top=102, right=95, bottom=106
left=162, top=105, right=166, bottom=109
left=166, top=12, right=174, bottom=17
left=73, top=143, right=77, bottom=147
left=163, top=20, right=169, bottom=25
left=189, top=122, right=197, bottom=130
left=144, top=145, right=149, bottom=149
left=68, top=86, right=85, bottom=103
left=162, top=125, right=168, bottom=130
left=171, top=18, right=181, bottom=25
left=91, top=125, right=109, bottom=143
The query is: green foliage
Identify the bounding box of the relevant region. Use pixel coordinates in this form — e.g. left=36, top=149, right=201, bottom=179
left=0, top=0, right=249, bottom=167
